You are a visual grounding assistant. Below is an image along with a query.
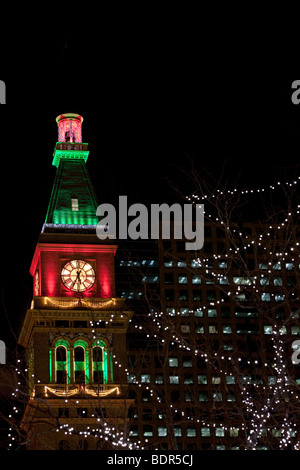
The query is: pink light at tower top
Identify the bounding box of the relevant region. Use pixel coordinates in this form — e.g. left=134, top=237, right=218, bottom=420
left=55, top=113, right=84, bottom=143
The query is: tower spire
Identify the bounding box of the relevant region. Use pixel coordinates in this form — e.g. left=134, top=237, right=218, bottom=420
left=43, top=113, right=99, bottom=230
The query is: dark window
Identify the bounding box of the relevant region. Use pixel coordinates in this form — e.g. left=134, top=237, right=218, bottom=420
left=74, top=346, right=85, bottom=384
left=58, top=408, right=69, bottom=418
left=93, top=347, right=103, bottom=384
left=78, top=439, right=88, bottom=450
left=164, top=273, right=174, bottom=284
left=56, top=346, right=67, bottom=384
left=58, top=440, right=70, bottom=450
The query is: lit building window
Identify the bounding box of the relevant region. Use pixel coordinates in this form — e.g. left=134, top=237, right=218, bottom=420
left=223, top=325, right=232, bottom=334
left=219, top=276, right=229, bottom=285
left=180, top=307, right=189, bottom=316
left=213, top=392, right=223, bottom=402
left=264, top=325, right=273, bottom=335
left=143, top=425, right=153, bottom=437
left=192, top=275, right=201, bottom=284
left=177, top=259, right=187, bottom=267
left=191, top=260, right=201, bottom=268
left=141, top=374, right=151, bottom=383
left=275, top=293, right=285, bottom=302
left=230, top=427, right=239, bottom=437
left=183, top=357, right=192, bottom=367
left=155, top=374, right=164, bottom=384
left=164, top=259, right=173, bottom=267
left=259, top=263, right=268, bottom=270
left=185, top=391, right=194, bottom=402
left=71, top=198, right=79, bottom=211
left=209, top=325, right=218, bottom=334
left=127, top=373, right=136, bottom=383
left=226, top=375, right=235, bottom=384
left=198, top=374, right=208, bottom=385
left=166, top=308, right=176, bottom=316
left=215, top=427, right=225, bottom=437
left=194, top=309, right=203, bottom=317
left=184, top=375, right=193, bottom=384
left=212, top=376, right=221, bottom=385
left=187, top=427, right=197, bottom=437
left=169, top=375, right=179, bottom=384
left=233, top=277, right=254, bottom=285
left=169, top=357, right=178, bottom=367
left=208, top=308, right=217, bottom=318
left=178, top=275, right=188, bottom=284
left=219, top=260, right=228, bottom=269
left=199, top=392, right=209, bottom=402
left=181, top=324, right=190, bottom=334
left=273, top=277, right=283, bottom=286
left=201, top=427, right=210, bottom=437
left=158, top=427, right=167, bottom=437
left=129, top=427, right=139, bottom=437
left=291, top=326, right=300, bottom=335
left=227, top=393, right=237, bottom=402
left=286, top=262, right=294, bottom=270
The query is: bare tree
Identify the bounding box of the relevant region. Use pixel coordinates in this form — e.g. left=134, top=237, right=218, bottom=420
left=123, top=163, right=300, bottom=450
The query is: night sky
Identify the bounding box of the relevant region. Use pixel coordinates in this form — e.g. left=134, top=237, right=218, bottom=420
left=0, top=30, right=299, bottom=349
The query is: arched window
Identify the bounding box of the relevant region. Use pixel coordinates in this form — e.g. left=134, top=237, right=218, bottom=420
left=97, top=439, right=108, bottom=450
left=65, top=130, right=75, bottom=142
left=92, top=340, right=111, bottom=384
left=58, top=440, right=70, bottom=450
left=78, top=439, right=88, bottom=450
left=74, top=340, right=89, bottom=384
left=55, top=340, right=70, bottom=384
left=74, top=346, right=85, bottom=384
left=93, top=346, right=104, bottom=384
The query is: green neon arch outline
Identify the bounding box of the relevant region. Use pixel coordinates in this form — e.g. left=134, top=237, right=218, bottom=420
left=92, top=340, right=110, bottom=384
left=74, top=340, right=89, bottom=383
left=54, top=339, right=71, bottom=384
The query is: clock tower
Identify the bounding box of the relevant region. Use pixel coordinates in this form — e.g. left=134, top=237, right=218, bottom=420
left=18, top=114, right=134, bottom=450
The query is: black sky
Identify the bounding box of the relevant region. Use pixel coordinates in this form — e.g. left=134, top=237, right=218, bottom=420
left=0, top=29, right=299, bottom=345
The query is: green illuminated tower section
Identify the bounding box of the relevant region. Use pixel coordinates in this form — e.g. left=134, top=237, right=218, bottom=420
left=44, top=113, right=99, bottom=229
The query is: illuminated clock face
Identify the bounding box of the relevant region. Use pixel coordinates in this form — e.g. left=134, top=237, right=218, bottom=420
left=61, top=260, right=96, bottom=292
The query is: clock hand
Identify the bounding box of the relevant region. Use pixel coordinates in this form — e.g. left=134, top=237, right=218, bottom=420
left=71, top=270, right=81, bottom=289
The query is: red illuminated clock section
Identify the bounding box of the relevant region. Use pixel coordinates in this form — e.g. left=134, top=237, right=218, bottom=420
left=61, top=260, right=96, bottom=292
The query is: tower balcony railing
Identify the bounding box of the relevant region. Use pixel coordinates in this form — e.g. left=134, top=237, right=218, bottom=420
left=31, top=296, right=126, bottom=310
left=55, top=142, right=89, bottom=152
left=34, top=383, right=124, bottom=398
